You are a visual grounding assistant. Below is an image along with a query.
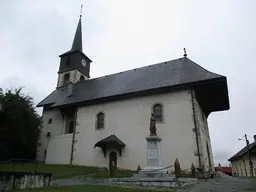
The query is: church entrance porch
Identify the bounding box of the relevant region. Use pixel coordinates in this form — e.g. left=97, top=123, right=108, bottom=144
left=94, top=134, right=125, bottom=170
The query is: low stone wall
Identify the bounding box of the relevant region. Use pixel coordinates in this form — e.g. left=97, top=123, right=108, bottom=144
left=112, top=177, right=198, bottom=188
left=0, top=171, right=53, bottom=190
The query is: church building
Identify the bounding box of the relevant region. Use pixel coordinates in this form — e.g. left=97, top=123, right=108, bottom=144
left=36, top=15, right=230, bottom=172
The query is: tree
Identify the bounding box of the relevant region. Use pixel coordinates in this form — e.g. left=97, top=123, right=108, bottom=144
left=0, top=88, right=41, bottom=161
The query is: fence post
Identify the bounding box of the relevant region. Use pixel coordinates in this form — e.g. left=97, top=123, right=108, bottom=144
left=191, top=163, right=197, bottom=178
left=174, top=158, right=182, bottom=178
left=12, top=163, right=15, bottom=173
left=35, top=161, right=38, bottom=173
left=137, top=165, right=141, bottom=173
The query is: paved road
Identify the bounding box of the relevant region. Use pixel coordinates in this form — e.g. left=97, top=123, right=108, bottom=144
left=53, top=177, right=256, bottom=192
left=180, top=177, right=256, bottom=192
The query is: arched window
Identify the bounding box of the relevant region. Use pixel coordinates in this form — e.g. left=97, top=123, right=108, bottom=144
left=48, top=118, right=52, bottom=124
left=80, top=75, right=85, bottom=81
left=96, top=112, right=105, bottom=129
left=64, top=73, right=70, bottom=85
left=153, top=104, right=163, bottom=122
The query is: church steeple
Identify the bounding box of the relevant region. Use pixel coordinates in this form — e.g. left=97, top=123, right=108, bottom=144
left=57, top=11, right=92, bottom=88
left=71, top=16, right=82, bottom=52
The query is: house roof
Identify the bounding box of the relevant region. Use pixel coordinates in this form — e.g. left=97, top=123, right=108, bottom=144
left=228, top=142, right=256, bottom=162
left=94, top=134, right=125, bottom=148
left=37, top=57, right=229, bottom=116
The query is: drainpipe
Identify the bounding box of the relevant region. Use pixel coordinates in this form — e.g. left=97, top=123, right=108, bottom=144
left=190, top=89, right=202, bottom=168
left=242, top=158, right=248, bottom=176
left=70, top=108, right=78, bottom=165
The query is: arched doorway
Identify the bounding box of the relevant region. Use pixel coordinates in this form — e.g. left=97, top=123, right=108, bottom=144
left=109, top=151, right=117, bottom=170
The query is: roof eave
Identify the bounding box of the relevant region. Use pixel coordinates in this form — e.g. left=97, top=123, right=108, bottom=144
left=59, top=50, right=92, bottom=62
left=47, top=77, right=229, bottom=110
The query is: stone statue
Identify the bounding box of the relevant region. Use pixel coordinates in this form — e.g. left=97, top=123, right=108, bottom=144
left=149, top=113, right=157, bottom=136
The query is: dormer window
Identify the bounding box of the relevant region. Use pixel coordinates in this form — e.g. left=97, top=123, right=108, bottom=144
left=64, top=73, right=70, bottom=85
left=66, top=56, right=71, bottom=66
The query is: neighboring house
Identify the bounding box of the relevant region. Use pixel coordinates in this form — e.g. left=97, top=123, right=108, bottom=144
left=228, top=135, right=256, bottom=177
left=215, top=166, right=232, bottom=176
left=36, top=15, right=230, bottom=172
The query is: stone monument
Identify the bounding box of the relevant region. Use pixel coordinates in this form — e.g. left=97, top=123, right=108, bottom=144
left=139, top=113, right=165, bottom=177
left=111, top=113, right=198, bottom=188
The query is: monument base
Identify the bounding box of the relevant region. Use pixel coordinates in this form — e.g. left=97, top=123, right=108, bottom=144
left=138, top=135, right=169, bottom=178
left=143, top=136, right=163, bottom=169
left=111, top=133, right=197, bottom=188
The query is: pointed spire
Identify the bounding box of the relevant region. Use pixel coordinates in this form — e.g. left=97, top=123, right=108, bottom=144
left=71, top=13, right=83, bottom=52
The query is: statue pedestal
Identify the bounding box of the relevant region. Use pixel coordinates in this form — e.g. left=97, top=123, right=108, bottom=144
left=140, top=136, right=165, bottom=176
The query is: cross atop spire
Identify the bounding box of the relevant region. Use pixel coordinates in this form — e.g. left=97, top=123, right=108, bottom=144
left=80, top=4, right=83, bottom=18
left=183, top=48, right=187, bottom=57
left=71, top=9, right=83, bottom=52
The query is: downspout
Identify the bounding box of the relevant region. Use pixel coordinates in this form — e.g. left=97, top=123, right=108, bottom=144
left=190, top=89, right=202, bottom=168
left=242, top=158, right=248, bottom=176
left=70, top=108, right=78, bottom=165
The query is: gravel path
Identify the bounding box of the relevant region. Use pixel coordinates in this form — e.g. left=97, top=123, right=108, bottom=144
left=52, top=177, right=256, bottom=192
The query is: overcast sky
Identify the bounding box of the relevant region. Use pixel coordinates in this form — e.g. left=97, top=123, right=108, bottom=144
left=0, top=0, right=255, bottom=166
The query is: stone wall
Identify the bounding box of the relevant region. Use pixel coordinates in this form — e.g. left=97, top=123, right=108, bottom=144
left=112, top=177, right=198, bottom=188
left=0, top=171, right=53, bottom=190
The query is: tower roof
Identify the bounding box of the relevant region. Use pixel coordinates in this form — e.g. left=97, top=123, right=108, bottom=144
left=59, top=16, right=84, bottom=57
left=71, top=17, right=82, bottom=52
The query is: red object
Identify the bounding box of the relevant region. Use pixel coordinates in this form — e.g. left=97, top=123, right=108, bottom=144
left=215, top=166, right=232, bottom=173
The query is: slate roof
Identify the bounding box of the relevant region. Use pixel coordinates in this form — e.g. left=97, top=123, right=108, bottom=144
left=37, top=57, right=228, bottom=112
left=228, top=142, right=256, bottom=162
left=94, top=134, right=125, bottom=148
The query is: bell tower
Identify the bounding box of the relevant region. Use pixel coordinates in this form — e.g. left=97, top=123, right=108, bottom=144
left=57, top=13, right=92, bottom=88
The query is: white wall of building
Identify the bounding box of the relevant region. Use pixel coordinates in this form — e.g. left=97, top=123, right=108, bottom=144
left=45, top=134, right=72, bottom=164
left=39, top=89, right=216, bottom=172
left=71, top=89, right=198, bottom=171
left=36, top=109, right=64, bottom=161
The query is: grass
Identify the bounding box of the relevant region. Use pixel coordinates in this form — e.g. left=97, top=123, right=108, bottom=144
left=13, top=185, right=174, bottom=192
left=0, top=163, right=135, bottom=179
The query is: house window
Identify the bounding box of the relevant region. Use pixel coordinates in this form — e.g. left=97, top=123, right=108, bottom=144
left=66, top=56, right=71, bottom=66
left=64, top=73, right=70, bottom=85
left=48, top=118, right=52, bottom=124
left=96, top=112, right=105, bottom=129
left=68, top=121, right=74, bottom=133
left=153, top=104, right=163, bottom=122
left=80, top=75, right=85, bottom=81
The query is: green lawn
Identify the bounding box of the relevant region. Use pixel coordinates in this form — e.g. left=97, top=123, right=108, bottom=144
left=0, top=163, right=134, bottom=179
left=18, top=185, right=174, bottom=192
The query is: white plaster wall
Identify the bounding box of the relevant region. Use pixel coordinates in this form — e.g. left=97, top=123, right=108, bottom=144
left=192, top=94, right=215, bottom=171
left=36, top=109, right=65, bottom=161
left=57, top=70, right=88, bottom=88
left=45, top=134, right=72, bottom=164
left=69, top=89, right=199, bottom=171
